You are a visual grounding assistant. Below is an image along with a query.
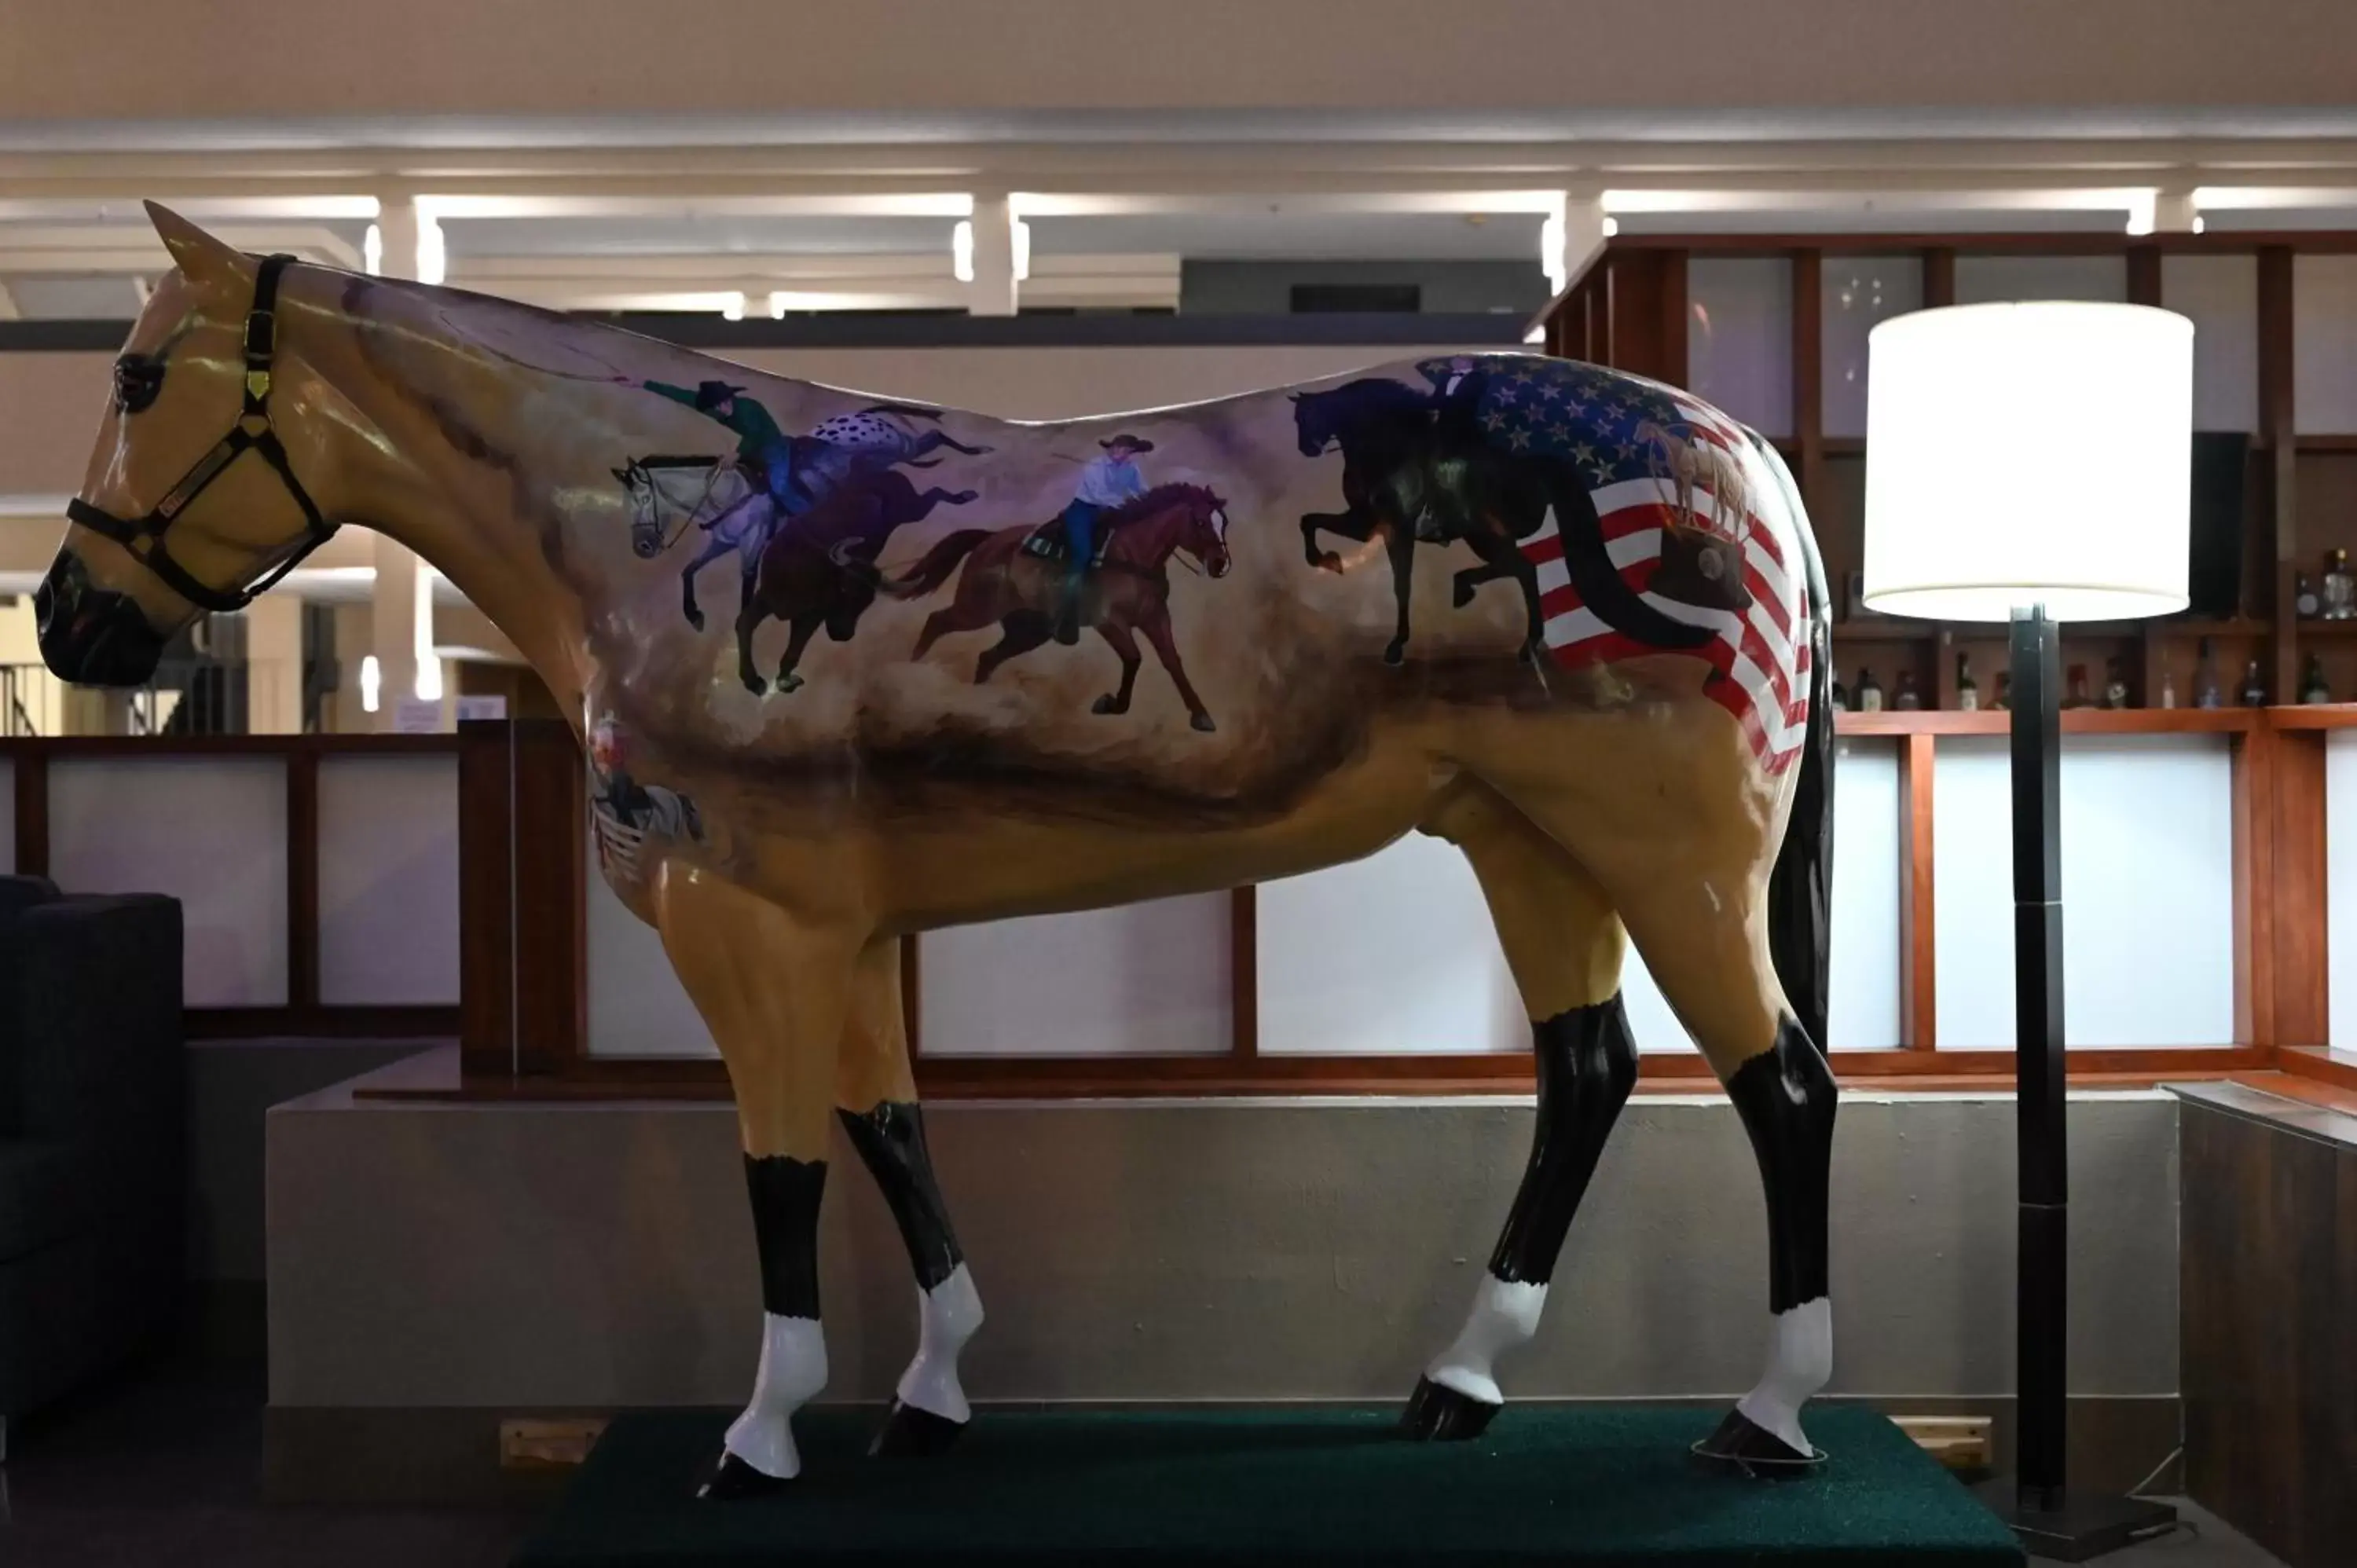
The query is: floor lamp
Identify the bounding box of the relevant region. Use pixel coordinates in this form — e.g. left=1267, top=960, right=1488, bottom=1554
left=1862, top=302, right=2192, bottom=1561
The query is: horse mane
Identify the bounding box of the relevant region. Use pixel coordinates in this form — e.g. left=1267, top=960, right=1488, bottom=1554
left=1102, top=481, right=1216, bottom=526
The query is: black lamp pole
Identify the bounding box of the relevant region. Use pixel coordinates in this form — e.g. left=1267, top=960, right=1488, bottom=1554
left=1977, top=603, right=2177, bottom=1559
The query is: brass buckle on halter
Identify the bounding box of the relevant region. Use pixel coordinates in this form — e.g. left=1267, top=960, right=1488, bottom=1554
left=245, top=368, right=273, bottom=402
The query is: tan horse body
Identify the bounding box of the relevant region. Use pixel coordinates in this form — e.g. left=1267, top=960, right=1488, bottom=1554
left=41, top=209, right=1840, bottom=1492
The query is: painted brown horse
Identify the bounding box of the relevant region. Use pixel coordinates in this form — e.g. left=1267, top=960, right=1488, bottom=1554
left=886, top=483, right=1233, bottom=731
left=734, top=467, right=978, bottom=695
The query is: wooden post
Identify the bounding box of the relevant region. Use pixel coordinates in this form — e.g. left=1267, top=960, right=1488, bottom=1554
left=1899, top=731, right=1938, bottom=1049
left=458, top=717, right=585, bottom=1081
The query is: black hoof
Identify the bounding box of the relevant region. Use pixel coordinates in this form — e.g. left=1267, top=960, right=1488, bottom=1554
left=1190, top=712, right=1217, bottom=733
left=1383, top=643, right=1407, bottom=667
left=685, top=609, right=706, bottom=632
left=1401, top=1376, right=1501, bottom=1442
left=1092, top=694, right=1120, bottom=715
left=1691, top=1409, right=1824, bottom=1474
left=870, top=1398, right=966, bottom=1458
left=698, top=1451, right=792, bottom=1500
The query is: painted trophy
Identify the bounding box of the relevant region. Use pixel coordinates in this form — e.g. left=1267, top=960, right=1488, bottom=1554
left=39, top=208, right=1836, bottom=1494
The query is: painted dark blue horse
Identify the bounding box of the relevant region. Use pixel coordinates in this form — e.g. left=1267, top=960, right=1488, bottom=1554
left=1292, top=371, right=1714, bottom=666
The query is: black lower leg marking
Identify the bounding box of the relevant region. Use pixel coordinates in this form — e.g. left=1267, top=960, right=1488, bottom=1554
left=1723, top=1013, right=1838, bottom=1313
left=1488, top=993, right=1640, bottom=1285
left=837, top=1100, right=964, bottom=1291
left=743, top=1152, right=827, bottom=1318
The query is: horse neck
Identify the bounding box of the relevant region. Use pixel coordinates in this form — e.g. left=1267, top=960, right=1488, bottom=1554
left=1108, top=498, right=1190, bottom=566
left=292, top=278, right=594, bottom=714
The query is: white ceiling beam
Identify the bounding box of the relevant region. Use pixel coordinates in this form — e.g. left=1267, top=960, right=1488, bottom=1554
left=0, top=223, right=364, bottom=271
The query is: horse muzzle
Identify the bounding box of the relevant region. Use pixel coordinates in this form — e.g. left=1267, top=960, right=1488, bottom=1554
left=35, top=550, right=168, bottom=687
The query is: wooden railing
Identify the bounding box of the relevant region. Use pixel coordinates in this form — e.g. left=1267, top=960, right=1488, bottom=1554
left=452, top=711, right=2357, bottom=1101
left=3, top=734, right=461, bottom=1039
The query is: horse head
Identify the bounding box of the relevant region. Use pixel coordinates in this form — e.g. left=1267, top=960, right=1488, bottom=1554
left=1179, top=487, right=1233, bottom=579
left=39, top=205, right=349, bottom=687
left=1291, top=390, right=1336, bottom=458
left=612, top=460, right=669, bottom=558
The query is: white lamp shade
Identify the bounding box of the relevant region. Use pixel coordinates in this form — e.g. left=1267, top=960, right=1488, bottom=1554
left=1863, top=302, right=2194, bottom=622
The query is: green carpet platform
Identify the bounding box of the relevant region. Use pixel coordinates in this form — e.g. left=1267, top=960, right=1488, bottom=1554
left=512, top=1405, right=2023, bottom=1566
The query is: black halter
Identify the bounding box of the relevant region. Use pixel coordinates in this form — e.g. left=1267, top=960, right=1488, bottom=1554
left=66, top=253, right=340, bottom=615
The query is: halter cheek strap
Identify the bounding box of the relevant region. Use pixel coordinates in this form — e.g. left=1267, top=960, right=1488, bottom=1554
left=65, top=253, right=340, bottom=616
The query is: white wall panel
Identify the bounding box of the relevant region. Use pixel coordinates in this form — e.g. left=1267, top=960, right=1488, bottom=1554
left=49, top=756, right=287, bottom=1007
left=1257, top=832, right=1522, bottom=1055
left=1828, top=738, right=1904, bottom=1050
left=1687, top=258, right=1794, bottom=437
left=1821, top=255, right=1924, bottom=439
left=316, top=754, right=460, bottom=1006
left=2326, top=731, right=2357, bottom=1049
left=2294, top=255, right=2357, bottom=434
left=1954, top=255, right=2127, bottom=306
left=2163, top=254, right=2260, bottom=433
left=921, top=895, right=1230, bottom=1057
left=1934, top=735, right=2233, bottom=1048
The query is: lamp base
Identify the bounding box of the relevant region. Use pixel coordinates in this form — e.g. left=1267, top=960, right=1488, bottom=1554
left=1973, top=1478, right=2179, bottom=1561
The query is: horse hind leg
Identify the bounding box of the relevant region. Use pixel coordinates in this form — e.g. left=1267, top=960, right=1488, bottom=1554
left=1496, top=772, right=1836, bottom=1467
left=1403, top=782, right=1637, bottom=1440
left=834, top=936, right=983, bottom=1457
left=973, top=614, right=1051, bottom=683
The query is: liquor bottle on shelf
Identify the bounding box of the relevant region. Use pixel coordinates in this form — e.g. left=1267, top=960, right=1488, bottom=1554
left=2063, top=664, right=2092, bottom=709
left=1893, top=669, right=1923, bottom=710
left=1992, top=672, right=2011, bottom=711
left=2297, top=572, right=2322, bottom=619
left=1955, top=653, right=1978, bottom=712
left=1856, top=666, right=1884, bottom=713
left=2301, top=654, right=2332, bottom=705
left=2240, top=658, right=2267, bottom=707
left=2102, top=657, right=2129, bottom=709
left=2194, top=637, right=2222, bottom=709
left=2160, top=666, right=2179, bottom=709
left=2326, top=548, right=2357, bottom=621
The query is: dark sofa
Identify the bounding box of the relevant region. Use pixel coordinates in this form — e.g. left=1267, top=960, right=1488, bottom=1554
left=0, top=874, right=183, bottom=1461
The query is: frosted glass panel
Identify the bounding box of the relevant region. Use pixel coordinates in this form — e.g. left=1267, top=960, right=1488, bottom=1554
left=316, top=754, right=459, bottom=1006
left=49, top=756, right=288, bottom=1007
left=2328, top=732, right=2357, bottom=1048
left=2294, top=255, right=2357, bottom=434
left=586, top=804, right=715, bottom=1057
left=1822, top=256, right=1923, bottom=440
left=1687, top=258, right=1794, bottom=436
left=1827, top=738, right=1904, bottom=1049
left=1258, top=834, right=1522, bottom=1055
left=1954, top=255, right=2126, bottom=306
left=922, top=896, right=1230, bottom=1057
left=1934, top=736, right=2233, bottom=1048
left=2164, top=254, right=2260, bottom=433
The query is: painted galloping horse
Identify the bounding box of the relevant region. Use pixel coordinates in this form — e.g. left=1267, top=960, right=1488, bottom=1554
left=40, top=207, right=1838, bottom=1500
left=887, top=483, right=1233, bottom=731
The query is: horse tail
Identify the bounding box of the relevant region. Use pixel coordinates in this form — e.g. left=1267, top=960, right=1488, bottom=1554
left=1756, top=434, right=1835, bottom=1053
left=881, top=529, right=988, bottom=599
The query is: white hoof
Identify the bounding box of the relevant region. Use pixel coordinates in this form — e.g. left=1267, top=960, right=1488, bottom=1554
left=896, top=1263, right=984, bottom=1423
left=723, top=1313, right=827, bottom=1480
left=1733, top=1298, right=1832, bottom=1457
left=1424, top=1275, right=1546, bottom=1405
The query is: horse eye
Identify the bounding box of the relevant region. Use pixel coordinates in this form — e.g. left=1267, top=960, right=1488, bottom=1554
left=113, top=354, right=165, bottom=415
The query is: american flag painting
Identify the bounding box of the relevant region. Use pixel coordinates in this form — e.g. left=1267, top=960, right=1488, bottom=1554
left=1472, top=359, right=1814, bottom=775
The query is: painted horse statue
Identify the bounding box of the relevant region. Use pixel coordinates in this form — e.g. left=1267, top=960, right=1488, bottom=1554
left=38, top=207, right=1836, bottom=1497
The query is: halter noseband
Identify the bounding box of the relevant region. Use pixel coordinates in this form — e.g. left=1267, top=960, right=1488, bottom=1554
left=65, top=253, right=340, bottom=616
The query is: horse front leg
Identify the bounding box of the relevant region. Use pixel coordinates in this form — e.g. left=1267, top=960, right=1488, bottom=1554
left=735, top=599, right=771, bottom=696
left=1136, top=605, right=1215, bottom=732
left=679, top=534, right=737, bottom=632
left=1091, top=620, right=1145, bottom=716
left=1300, top=507, right=1373, bottom=573
left=773, top=615, right=823, bottom=695
left=1381, top=520, right=1417, bottom=666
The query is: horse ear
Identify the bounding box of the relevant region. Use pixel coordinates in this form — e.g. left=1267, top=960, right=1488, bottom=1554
left=612, top=467, right=630, bottom=482
left=146, top=201, right=250, bottom=288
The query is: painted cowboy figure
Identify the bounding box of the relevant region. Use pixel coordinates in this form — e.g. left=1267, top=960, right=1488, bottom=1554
left=1416, top=355, right=1493, bottom=445
left=1053, top=433, right=1154, bottom=645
